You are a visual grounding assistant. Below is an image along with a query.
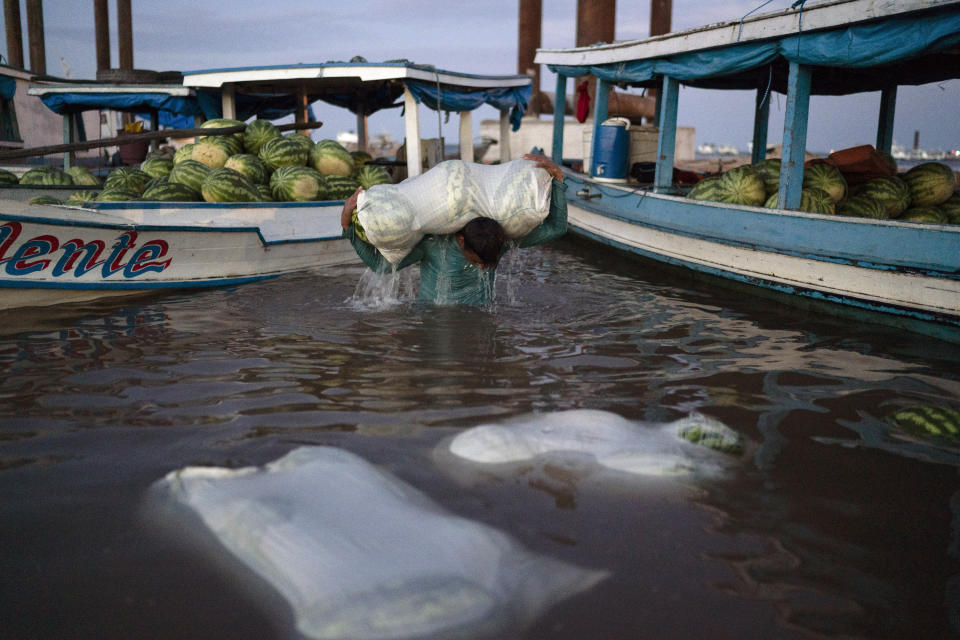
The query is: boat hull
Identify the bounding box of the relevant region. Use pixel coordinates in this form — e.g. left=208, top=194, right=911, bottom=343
left=0, top=199, right=358, bottom=310
left=565, top=175, right=960, bottom=328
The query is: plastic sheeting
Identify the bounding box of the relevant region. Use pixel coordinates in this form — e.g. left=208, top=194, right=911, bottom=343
left=548, top=9, right=960, bottom=95
left=37, top=91, right=204, bottom=116
left=150, top=446, right=606, bottom=640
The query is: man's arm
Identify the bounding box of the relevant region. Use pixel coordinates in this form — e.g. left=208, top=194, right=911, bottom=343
left=341, top=188, right=424, bottom=272
left=517, top=178, right=568, bottom=249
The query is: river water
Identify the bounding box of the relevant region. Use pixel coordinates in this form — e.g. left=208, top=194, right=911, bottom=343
left=1, top=236, right=958, bottom=639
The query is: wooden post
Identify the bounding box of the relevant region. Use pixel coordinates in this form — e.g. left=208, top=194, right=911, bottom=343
left=25, top=0, right=45, bottom=75
left=876, top=85, right=897, bottom=155
left=221, top=84, right=236, bottom=120
left=552, top=73, right=567, bottom=163
left=499, top=109, right=511, bottom=162
left=458, top=110, right=473, bottom=162
left=149, top=109, right=159, bottom=151
left=356, top=111, right=368, bottom=152
left=93, top=0, right=110, bottom=72
left=518, top=0, right=542, bottom=116
left=751, top=81, right=770, bottom=164
left=4, top=0, right=24, bottom=69
left=117, top=0, right=133, bottom=70
left=295, top=87, right=308, bottom=135
left=61, top=115, right=74, bottom=170
left=403, top=85, right=422, bottom=178
left=654, top=75, right=678, bottom=192
left=778, top=61, right=812, bottom=210
left=589, top=76, right=610, bottom=176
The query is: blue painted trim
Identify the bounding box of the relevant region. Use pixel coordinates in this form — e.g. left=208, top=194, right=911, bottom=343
left=93, top=199, right=345, bottom=210
left=779, top=61, right=811, bottom=209
left=654, top=75, right=679, bottom=192
left=0, top=273, right=279, bottom=291
left=571, top=223, right=960, bottom=328
left=552, top=74, right=567, bottom=163
left=876, top=86, right=897, bottom=153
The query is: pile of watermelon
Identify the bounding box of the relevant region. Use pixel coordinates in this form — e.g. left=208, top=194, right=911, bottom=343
left=686, top=157, right=959, bottom=225
left=17, top=118, right=395, bottom=206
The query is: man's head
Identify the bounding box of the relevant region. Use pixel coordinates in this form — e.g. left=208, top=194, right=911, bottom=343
left=457, top=218, right=505, bottom=269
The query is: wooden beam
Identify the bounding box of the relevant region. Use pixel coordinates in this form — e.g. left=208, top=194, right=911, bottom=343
left=499, top=109, right=512, bottom=162
left=25, top=0, right=45, bottom=75
left=654, top=75, right=678, bottom=192
left=93, top=0, right=110, bottom=71
left=876, top=85, right=897, bottom=154
left=751, top=81, right=770, bottom=164
left=552, top=73, right=567, bottom=163
left=221, top=84, right=236, bottom=120
left=778, top=61, right=812, bottom=210
left=4, top=0, right=24, bottom=69
left=403, top=85, right=422, bottom=177
left=458, top=110, right=473, bottom=162
left=117, top=0, right=133, bottom=70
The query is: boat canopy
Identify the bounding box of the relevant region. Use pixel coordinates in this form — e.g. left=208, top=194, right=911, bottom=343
left=536, top=0, right=960, bottom=95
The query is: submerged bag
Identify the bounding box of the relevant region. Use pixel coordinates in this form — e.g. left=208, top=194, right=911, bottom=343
left=356, top=158, right=553, bottom=264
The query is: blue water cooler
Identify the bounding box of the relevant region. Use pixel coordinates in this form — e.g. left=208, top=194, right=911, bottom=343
left=591, top=117, right=630, bottom=183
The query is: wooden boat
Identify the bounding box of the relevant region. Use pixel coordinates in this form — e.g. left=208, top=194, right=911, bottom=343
left=0, top=62, right=532, bottom=309
left=534, top=0, right=960, bottom=334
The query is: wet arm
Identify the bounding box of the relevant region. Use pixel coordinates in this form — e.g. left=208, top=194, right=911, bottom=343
left=342, top=224, right=425, bottom=272
left=517, top=179, right=569, bottom=249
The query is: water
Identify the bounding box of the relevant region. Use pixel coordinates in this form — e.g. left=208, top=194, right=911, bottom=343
left=1, top=236, right=959, bottom=639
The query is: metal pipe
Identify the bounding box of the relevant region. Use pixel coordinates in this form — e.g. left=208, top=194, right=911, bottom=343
left=4, top=0, right=24, bottom=69
left=93, top=0, right=110, bottom=71
left=117, top=0, right=133, bottom=70
left=25, top=0, right=45, bottom=75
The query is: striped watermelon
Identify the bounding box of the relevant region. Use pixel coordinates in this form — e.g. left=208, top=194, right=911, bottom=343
left=853, top=176, right=911, bottom=218
left=764, top=188, right=835, bottom=214
left=64, top=191, right=98, bottom=206
left=938, top=192, right=960, bottom=224
left=224, top=153, right=270, bottom=185
left=686, top=176, right=722, bottom=201
left=65, top=166, right=100, bottom=186
left=199, top=118, right=245, bottom=154
left=141, top=155, right=174, bottom=179
left=285, top=133, right=315, bottom=152
left=676, top=420, right=744, bottom=455
left=256, top=184, right=274, bottom=201
left=891, top=405, right=960, bottom=440
left=244, top=119, right=280, bottom=155
left=356, top=164, right=392, bottom=190
left=899, top=207, right=947, bottom=223
left=351, top=150, right=373, bottom=171
left=28, top=195, right=63, bottom=205
left=751, top=158, right=781, bottom=196
left=803, top=163, right=846, bottom=203
left=173, top=143, right=195, bottom=164
left=0, top=168, right=17, bottom=184
left=144, top=175, right=169, bottom=191
left=97, top=188, right=139, bottom=201
left=105, top=167, right=151, bottom=194
left=143, top=181, right=202, bottom=202
left=201, top=168, right=262, bottom=203
left=269, top=165, right=324, bottom=201
left=168, top=159, right=213, bottom=193
left=191, top=136, right=233, bottom=169
left=837, top=195, right=887, bottom=219
left=717, top=165, right=765, bottom=206
left=20, top=166, right=74, bottom=186
left=902, top=162, right=955, bottom=207
left=310, top=139, right=353, bottom=177
left=259, top=136, right=309, bottom=171
left=325, top=176, right=361, bottom=200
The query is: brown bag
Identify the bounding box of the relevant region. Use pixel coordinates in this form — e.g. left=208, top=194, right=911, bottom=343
left=808, top=145, right=895, bottom=186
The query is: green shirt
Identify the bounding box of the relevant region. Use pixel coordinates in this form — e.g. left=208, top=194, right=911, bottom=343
left=344, top=179, right=568, bottom=305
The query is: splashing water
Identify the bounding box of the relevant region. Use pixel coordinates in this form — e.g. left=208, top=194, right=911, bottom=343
left=348, top=265, right=418, bottom=310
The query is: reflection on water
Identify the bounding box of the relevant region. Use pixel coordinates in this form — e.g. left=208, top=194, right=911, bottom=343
left=0, top=237, right=958, bottom=639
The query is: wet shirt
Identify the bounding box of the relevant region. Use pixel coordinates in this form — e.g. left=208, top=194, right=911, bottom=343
left=344, top=179, right=568, bottom=305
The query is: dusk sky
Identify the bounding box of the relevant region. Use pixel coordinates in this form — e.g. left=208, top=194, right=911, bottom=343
left=6, top=0, right=959, bottom=154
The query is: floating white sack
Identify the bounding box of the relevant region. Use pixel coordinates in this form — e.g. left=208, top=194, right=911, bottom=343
left=151, top=446, right=606, bottom=640
left=357, top=158, right=553, bottom=264
left=444, top=409, right=744, bottom=477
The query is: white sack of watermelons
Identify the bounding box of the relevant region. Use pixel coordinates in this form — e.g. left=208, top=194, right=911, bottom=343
left=356, top=158, right=552, bottom=264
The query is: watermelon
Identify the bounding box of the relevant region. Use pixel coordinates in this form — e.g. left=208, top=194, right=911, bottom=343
left=199, top=118, right=245, bottom=154
left=28, top=195, right=63, bottom=205
left=350, top=150, right=373, bottom=171
left=285, top=133, right=315, bottom=153
left=141, top=156, right=174, bottom=179
left=685, top=176, right=722, bottom=201
left=803, top=163, right=846, bottom=203
left=836, top=195, right=888, bottom=219
left=142, top=181, right=202, bottom=202
left=256, top=183, right=274, bottom=202
left=902, top=162, right=955, bottom=207
left=751, top=158, right=781, bottom=196
left=65, top=166, right=100, bottom=186
left=891, top=405, right=960, bottom=440
left=899, top=207, right=947, bottom=224
left=144, top=175, right=169, bottom=191
left=764, top=188, right=834, bottom=214
left=853, top=176, right=911, bottom=218
left=270, top=165, right=324, bottom=201
left=310, top=139, right=353, bottom=177
left=879, top=151, right=898, bottom=174
left=201, top=167, right=262, bottom=203
left=105, top=167, right=151, bottom=194
left=168, top=159, right=213, bottom=193
left=0, top=168, right=18, bottom=184
left=356, top=164, right=392, bottom=190
left=717, top=165, right=765, bottom=206
left=676, top=420, right=744, bottom=456
left=324, top=176, right=361, bottom=201
left=259, top=136, right=309, bottom=171
left=224, top=153, right=270, bottom=185
left=173, top=143, right=195, bottom=165
left=243, top=119, right=280, bottom=155
left=64, top=191, right=98, bottom=206
left=20, top=166, right=74, bottom=186
left=938, top=192, right=960, bottom=224
left=191, top=136, right=233, bottom=169
left=97, top=188, right=140, bottom=201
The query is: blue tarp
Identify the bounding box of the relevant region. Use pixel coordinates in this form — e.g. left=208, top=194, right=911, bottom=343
left=38, top=91, right=204, bottom=116
left=404, top=80, right=531, bottom=130
left=548, top=9, right=960, bottom=94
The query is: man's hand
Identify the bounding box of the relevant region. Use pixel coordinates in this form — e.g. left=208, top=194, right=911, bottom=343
left=523, top=153, right=564, bottom=183
left=341, top=187, right=363, bottom=230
